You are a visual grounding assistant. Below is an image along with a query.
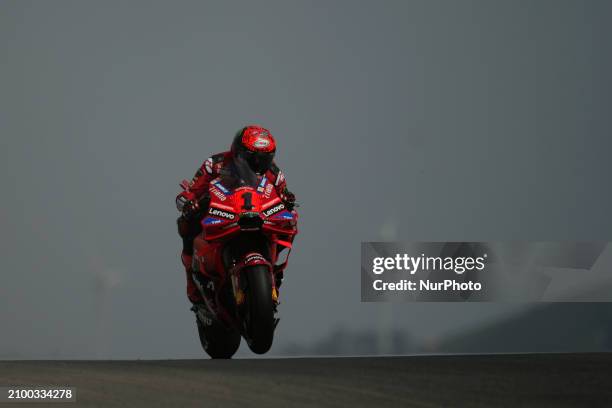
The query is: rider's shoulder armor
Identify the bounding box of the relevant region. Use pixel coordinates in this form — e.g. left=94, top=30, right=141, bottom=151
left=202, top=152, right=230, bottom=177
left=268, top=161, right=285, bottom=187
left=269, top=162, right=280, bottom=176
left=188, top=152, right=230, bottom=190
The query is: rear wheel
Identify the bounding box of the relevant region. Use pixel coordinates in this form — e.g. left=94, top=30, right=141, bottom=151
left=243, top=265, right=275, bottom=354
left=197, top=315, right=241, bottom=359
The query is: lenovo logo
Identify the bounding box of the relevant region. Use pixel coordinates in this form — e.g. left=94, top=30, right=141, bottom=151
left=209, top=207, right=235, bottom=220
left=262, top=203, right=285, bottom=217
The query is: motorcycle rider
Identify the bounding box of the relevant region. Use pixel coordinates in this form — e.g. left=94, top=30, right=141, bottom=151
left=176, top=125, right=296, bottom=304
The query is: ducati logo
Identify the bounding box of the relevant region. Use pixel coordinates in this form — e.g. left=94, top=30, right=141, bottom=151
left=209, top=207, right=235, bottom=220
left=262, top=203, right=285, bottom=217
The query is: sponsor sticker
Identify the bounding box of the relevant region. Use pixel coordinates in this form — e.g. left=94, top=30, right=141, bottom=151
left=262, top=203, right=285, bottom=217
left=203, top=217, right=222, bottom=225
left=208, top=207, right=236, bottom=220
left=264, top=183, right=274, bottom=198
left=257, top=176, right=268, bottom=192
left=210, top=187, right=226, bottom=201
left=274, top=211, right=293, bottom=220
left=253, top=138, right=270, bottom=149
left=212, top=181, right=230, bottom=195
left=245, top=253, right=266, bottom=264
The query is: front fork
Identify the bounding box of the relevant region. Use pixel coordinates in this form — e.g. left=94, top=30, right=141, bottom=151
left=230, top=254, right=280, bottom=330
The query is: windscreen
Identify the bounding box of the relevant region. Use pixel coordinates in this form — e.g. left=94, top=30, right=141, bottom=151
left=219, top=156, right=259, bottom=189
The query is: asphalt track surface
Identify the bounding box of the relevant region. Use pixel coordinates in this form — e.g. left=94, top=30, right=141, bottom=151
left=1, top=353, right=611, bottom=407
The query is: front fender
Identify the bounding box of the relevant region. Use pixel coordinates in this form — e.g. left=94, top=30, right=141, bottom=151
left=230, top=252, right=273, bottom=306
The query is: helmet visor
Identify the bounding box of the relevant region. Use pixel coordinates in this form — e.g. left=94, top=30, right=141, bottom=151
left=241, top=150, right=274, bottom=174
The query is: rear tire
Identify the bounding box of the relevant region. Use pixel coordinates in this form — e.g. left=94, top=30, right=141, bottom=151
left=197, top=317, right=241, bottom=359
left=243, top=265, right=275, bottom=354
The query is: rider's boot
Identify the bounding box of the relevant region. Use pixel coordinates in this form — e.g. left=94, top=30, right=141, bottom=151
left=181, top=252, right=204, bottom=304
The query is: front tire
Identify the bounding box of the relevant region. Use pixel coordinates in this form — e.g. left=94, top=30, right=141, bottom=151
left=243, top=265, right=275, bottom=354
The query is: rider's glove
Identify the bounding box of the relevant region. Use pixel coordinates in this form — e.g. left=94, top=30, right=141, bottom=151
left=281, top=188, right=297, bottom=211
left=177, top=191, right=198, bottom=216
left=183, top=199, right=200, bottom=217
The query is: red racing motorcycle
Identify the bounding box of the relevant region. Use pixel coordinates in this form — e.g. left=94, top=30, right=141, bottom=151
left=179, top=161, right=298, bottom=358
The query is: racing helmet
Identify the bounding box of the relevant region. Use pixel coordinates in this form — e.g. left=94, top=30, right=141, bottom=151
left=231, top=125, right=276, bottom=174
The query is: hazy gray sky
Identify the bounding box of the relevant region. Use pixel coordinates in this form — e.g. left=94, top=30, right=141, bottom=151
left=1, top=0, right=611, bottom=358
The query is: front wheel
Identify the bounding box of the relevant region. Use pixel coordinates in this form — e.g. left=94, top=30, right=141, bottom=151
left=243, top=265, right=275, bottom=354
